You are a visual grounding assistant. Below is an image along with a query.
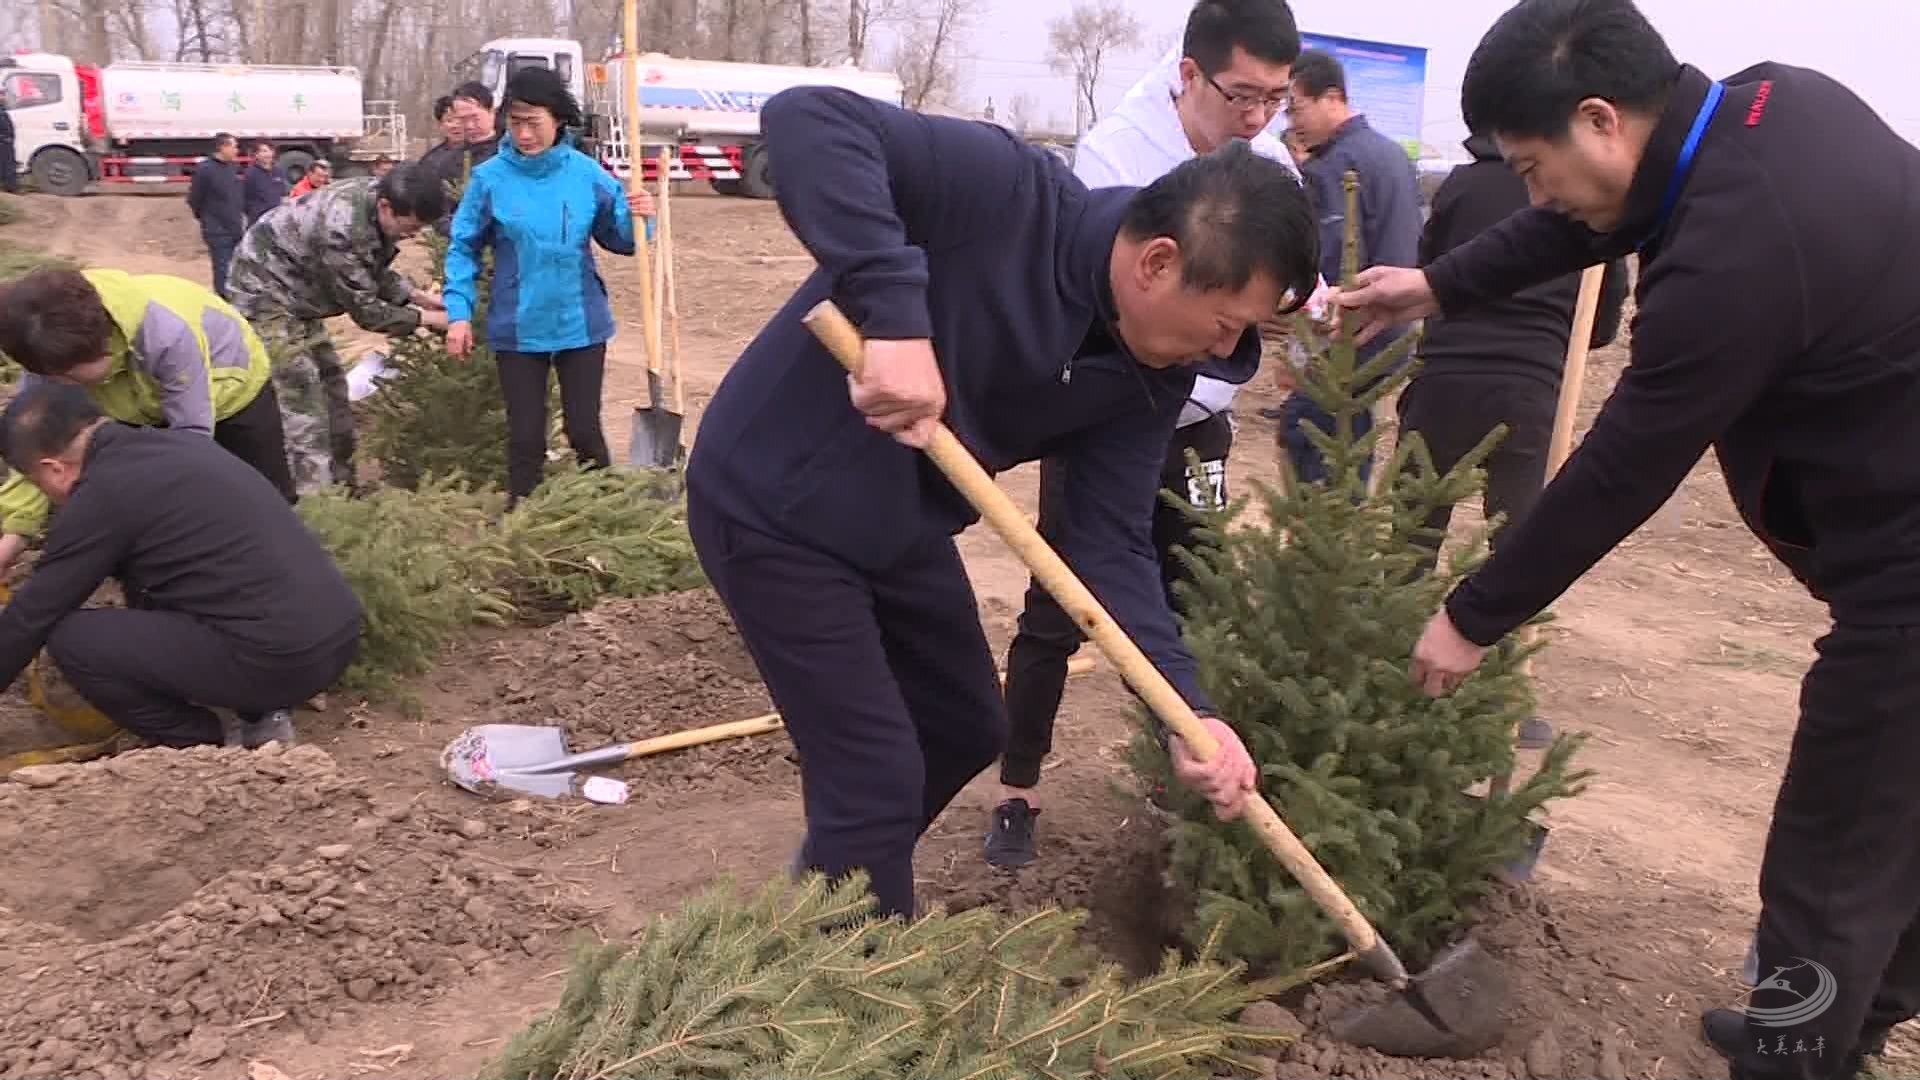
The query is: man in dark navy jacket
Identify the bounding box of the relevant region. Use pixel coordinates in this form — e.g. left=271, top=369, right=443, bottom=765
left=687, top=85, right=1320, bottom=922
left=1334, top=1, right=1920, bottom=1077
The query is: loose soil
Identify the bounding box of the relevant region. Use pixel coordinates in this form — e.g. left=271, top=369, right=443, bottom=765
left=1, top=191, right=1914, bottom=1080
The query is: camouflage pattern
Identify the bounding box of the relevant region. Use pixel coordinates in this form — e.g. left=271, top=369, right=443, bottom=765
left=252, top=315, right=355, bottom=496
left=226, top=176, right=421, bottom=336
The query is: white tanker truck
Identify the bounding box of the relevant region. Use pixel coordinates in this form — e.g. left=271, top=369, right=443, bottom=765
left=0, top=53, right=405, bottom=195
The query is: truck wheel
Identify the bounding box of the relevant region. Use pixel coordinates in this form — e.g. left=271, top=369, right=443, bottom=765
left=277, top=149, right=316, bottom=185
left=31, top=148, right=90, bottom=197
left=740, top=145, right=774, bottom=200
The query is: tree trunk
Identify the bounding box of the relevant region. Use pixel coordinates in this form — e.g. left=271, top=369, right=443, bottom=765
left=846, top=0, right=862, bottom=63
left=797, top=0, right=812, bottom=64
left=721, top=0, right=739, bottom=59
left=362, top=0, right=402, bottom=96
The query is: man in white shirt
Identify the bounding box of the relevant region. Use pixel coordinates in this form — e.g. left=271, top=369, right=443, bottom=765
left=987, top=0, right=1308, bottom=869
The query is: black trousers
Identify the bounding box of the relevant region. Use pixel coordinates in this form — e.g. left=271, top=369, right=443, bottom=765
left=497, top=345, right=612, bottom=499
left=1395, top=372, right=1557, bottom=576
left=205, top=234, right=239, bottom=300
left=687, top=486, right=1007, bottom=920
left=0, top=142, right=18, bottom=194
left=1734, top=623, right=1920, bottom=1079
left=214, top=382, right=298, bottom=503
left=999, top=412, right=1234, bottom=789
left=46, top=610, right=359, bottom=747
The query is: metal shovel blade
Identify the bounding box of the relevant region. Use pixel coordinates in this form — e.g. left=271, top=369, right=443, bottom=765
left=628, top=373, right=685, bottom=470
left=441, top=723, right=579, bottom=799
left=1331, top=938, right=1510, bottom=1058
left=1464, top=793, right=1552, bottom=882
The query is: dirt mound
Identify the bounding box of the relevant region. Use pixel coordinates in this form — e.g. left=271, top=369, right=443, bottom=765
left=464, top=589, right=793, bottom=793
left=0, top=743, right=590, bottom=1079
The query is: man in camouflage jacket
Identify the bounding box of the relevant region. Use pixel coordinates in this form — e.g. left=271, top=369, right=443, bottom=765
left=226, top=164, right=449, bottom=495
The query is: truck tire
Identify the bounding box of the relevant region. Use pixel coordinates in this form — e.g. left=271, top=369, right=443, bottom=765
left=740, top=144, right=774, bottom=200
left=32, top=148, right=90, bottom=197
left=276, top=149, right=316, bottom=185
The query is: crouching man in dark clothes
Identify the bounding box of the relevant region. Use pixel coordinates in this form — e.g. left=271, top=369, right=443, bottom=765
left=686, top=85, right=1320, bottom=921
left=1334, top=2, right=1920, bottom=1078
left=0, top=384, right=362, bottom=749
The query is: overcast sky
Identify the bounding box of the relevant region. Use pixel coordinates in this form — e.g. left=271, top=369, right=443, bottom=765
left=961, top=0, right=1919, bottom=152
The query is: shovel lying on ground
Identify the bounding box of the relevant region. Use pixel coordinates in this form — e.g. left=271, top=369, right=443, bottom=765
left=802, top=300, right=1507, bottom=1060
left=441, top=656, right=1098, bottom=799
left=621, top=0, right=684, bottom=470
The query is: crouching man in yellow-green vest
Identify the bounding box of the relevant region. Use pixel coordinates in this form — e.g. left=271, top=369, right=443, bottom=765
left=0, top=267, right=294, bottom=576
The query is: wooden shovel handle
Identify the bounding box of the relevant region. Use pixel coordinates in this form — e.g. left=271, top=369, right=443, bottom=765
left=621, top=0, right=663, bottom=383
left=620, top=656, right=1098, bottom=762
left=801, top=300, right=1409, bottom=986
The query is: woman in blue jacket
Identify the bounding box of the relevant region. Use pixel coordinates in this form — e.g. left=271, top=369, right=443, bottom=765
left=444, top=66, right=655, bottom=501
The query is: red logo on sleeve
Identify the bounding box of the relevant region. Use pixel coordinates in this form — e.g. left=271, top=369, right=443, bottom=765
left=1746, top=81, right=1774, bottom=126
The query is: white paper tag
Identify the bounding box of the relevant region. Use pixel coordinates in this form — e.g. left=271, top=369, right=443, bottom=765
left=580, top=776, right=631, bottom=804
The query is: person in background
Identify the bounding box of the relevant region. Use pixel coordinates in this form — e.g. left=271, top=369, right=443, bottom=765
left=987, top=0, right=1305, bottom=870
left=417, top=95, right=467, bottom=189
left=443, top=68, right=654, bottom=505
left=185, top=133, right=245, bottom=298
left=1332, top=1, right=1920, bottom=1076
left=0, top=267, right=294, bottom=573
left=288, top=158, right=332, bottom=199
left=429, top=82, right=501, bottom=234
left=0, top=101, right=18, bottom=195
left=0, top=383, right=361, bottom=750
left=1268, top=48, right=1421, bottom=487
left=241, top=141, right=288, bottom=228
left=226, top=165, right=449, bottom=495
left=1398, top=130, right=1629, bottom=751
left=371, top=156, right=394, bottom=179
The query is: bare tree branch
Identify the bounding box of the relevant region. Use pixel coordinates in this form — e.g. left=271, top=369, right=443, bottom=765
left=1046, top=0, right=1141, bottom=132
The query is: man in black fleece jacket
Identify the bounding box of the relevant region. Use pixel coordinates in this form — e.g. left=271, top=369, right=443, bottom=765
left=1404, top=133, right=1629, bottom=566
left=687, top=86, right=1320, bottom=922
left=1334, top=1, right=1920, bottom=1077
left=0, top=384, right=361, bottom=750
left=185, top=134, right=244, bottom=297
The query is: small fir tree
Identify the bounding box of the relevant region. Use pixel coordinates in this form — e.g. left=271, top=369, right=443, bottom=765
left=359, top=184, right=558, bottom=491
left=485, top=871, right=1295, bottom=1080
left=1133, top=171, right=1591, bottom=976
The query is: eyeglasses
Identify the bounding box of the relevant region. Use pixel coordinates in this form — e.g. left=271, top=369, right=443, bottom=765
left=1205, top=74, right=1287, bottom=114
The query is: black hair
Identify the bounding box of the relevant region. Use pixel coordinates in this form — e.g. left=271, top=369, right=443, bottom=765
left=251, top=139, right=274, bottom=154
left=1290, top=49, right=1346, bottom=98
left=1, top=382, right=104, bottom=475
left=1182, top=0, right=1301, bottom=76
left=1461, top=0, right=1681, bottom=140
left=503, top=67, right=584, bottom=131
left=1120, top=138, right=1319, bottom=310
left=212, top=132, right=236, bottom=151
left=451, top=81, right=494, bottom=111
left=373, top=162, right=448, bottom=223
left=0, top=268, right=113, bottom=376
left=433, top=95, right=455, bottom=121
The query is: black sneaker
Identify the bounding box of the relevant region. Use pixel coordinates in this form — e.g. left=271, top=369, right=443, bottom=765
left=1515, top=717, right=1554, bottom=750
left=985, top=799, right=1039, bottom=869
left=238, top=709, right=296, bottom=748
